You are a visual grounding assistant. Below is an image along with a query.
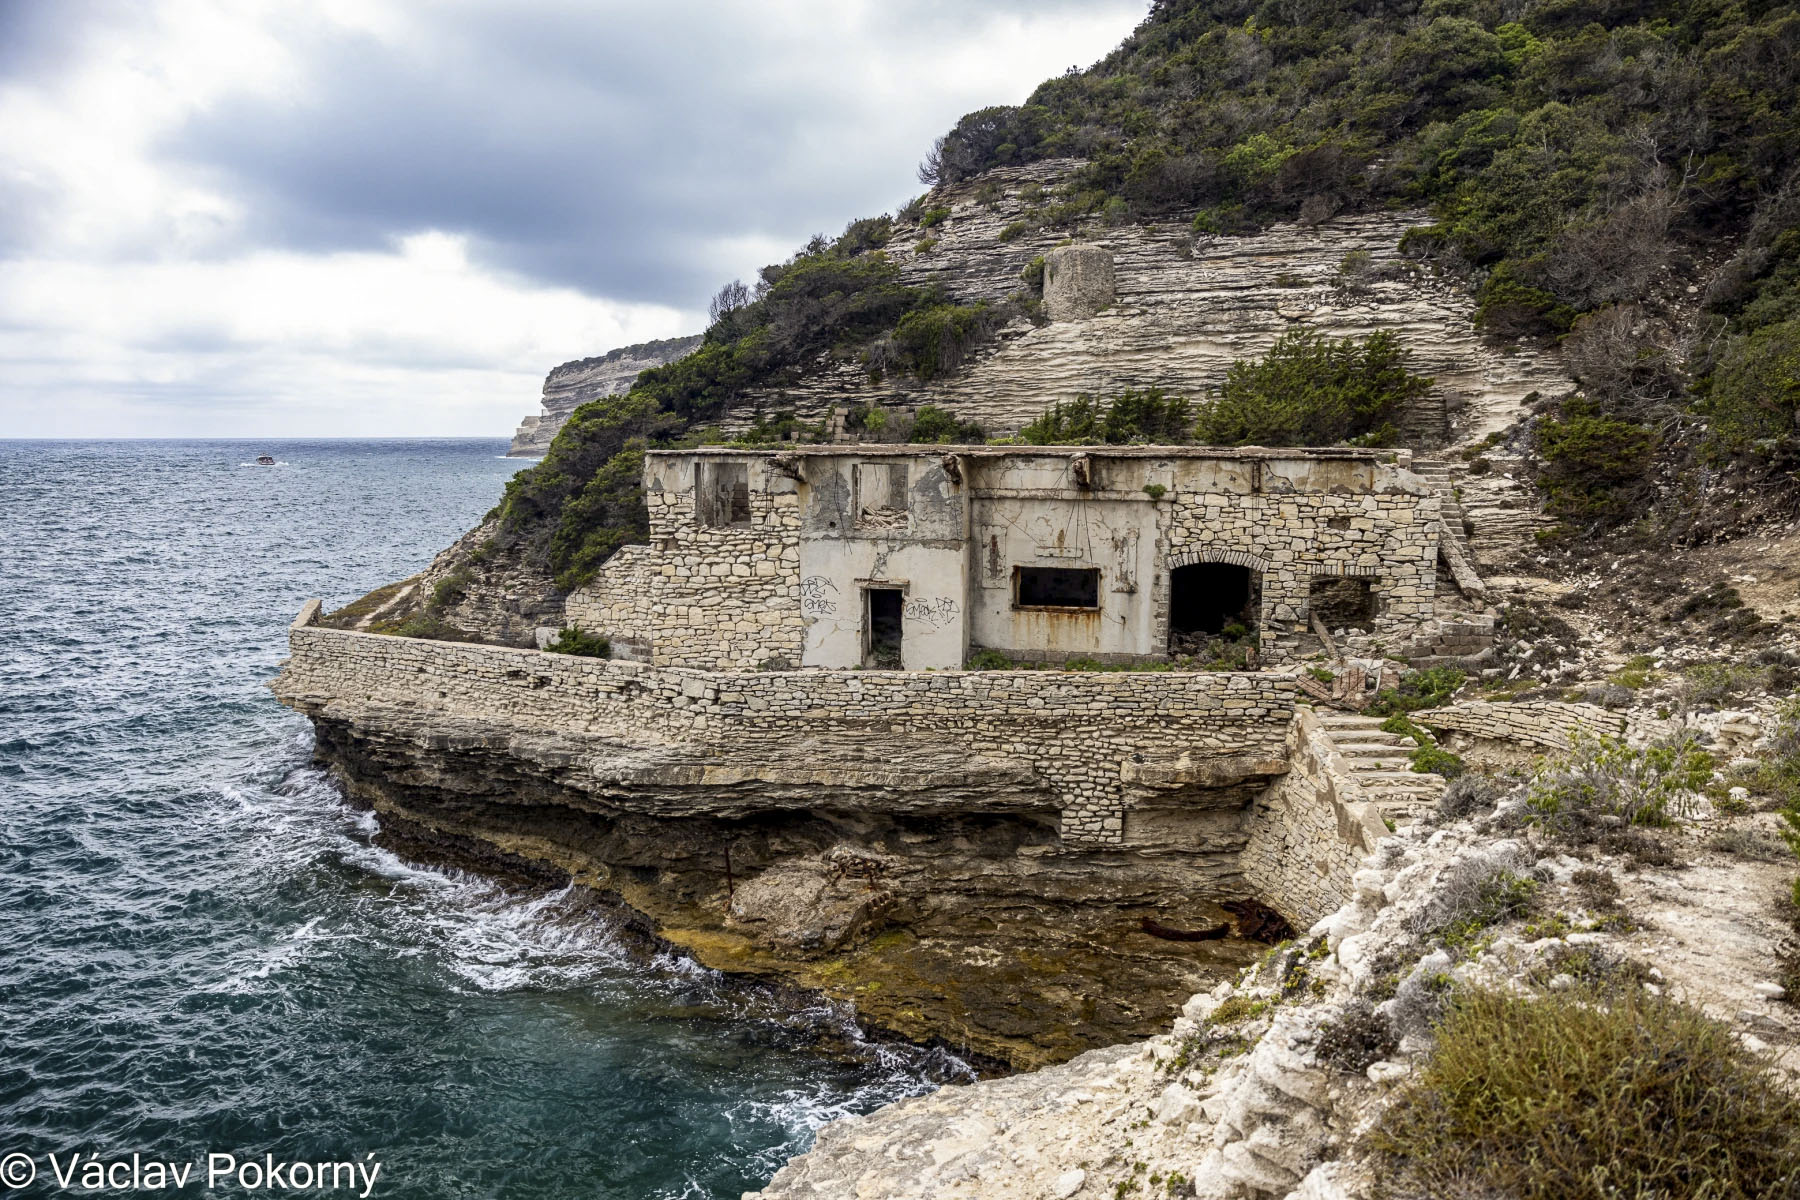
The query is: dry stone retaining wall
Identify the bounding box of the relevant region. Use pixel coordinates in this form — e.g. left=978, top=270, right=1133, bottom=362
left=1240, top=709, right=1389, bottom=928
left=564, top=464, right=806, bottom=670
left=1420, top=700, right=1627, bottom=749
left=278, top=602, right=1295, bottom=846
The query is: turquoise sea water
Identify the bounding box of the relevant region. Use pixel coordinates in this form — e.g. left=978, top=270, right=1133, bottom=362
left=0, top=440, right=958, bottom=1199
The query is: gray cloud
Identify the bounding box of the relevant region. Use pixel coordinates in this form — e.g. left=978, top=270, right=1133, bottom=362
left=0, top=1, right=1146, bottom=437
left=152, top=2, right=1142, bottom=306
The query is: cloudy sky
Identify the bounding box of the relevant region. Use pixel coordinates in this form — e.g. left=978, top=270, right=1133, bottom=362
left=0, top=0, right=1146, bottom=438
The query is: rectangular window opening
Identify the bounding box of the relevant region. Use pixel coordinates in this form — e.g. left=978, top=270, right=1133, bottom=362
left=1308, top=575, right=1378, bottom=630
left=698, top=461, right=751, bottom=527
left=853, top=462, right=909, bottom=531
left=1014, top=566, right=1100, bottom=610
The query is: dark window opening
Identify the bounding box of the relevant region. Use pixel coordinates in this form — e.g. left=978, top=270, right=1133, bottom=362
left=698, top=461, right=751, bottom=527
left=1169, top=563, right=1257, bottom=647
left=865, top=588, right=904, bottom=669
left=1015, top=566, right=1100, bottom=609
left=854, top=461, right=909, bottom=531
left=1309, top=576, right=1377, bottom=630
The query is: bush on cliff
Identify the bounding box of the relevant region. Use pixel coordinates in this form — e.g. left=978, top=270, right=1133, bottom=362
left=1534, top=396, right=1658, bottom=533
left=1370, top=984, right=1800, bottom=1200
left=495, top=234, right=1006, bottom=589
left=1192, top=330, right=1433, bottom=448
left=907, top=405, right=986, bottom=444
left=543, top=627, right=611, bottom=658
left=1018, top=387, right=1193, bottom=445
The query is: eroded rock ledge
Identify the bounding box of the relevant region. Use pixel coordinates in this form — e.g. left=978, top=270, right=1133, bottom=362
left=272, top=603, right=1385, bottom=1068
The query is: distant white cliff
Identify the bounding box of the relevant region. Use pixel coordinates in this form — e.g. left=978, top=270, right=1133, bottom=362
left=508, top=334, right=703, bottom=456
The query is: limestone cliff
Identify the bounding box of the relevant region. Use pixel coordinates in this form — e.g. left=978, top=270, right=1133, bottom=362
left=508, top=334, right=702, bottom=456
left=733, top=161, right=1570, bottom=448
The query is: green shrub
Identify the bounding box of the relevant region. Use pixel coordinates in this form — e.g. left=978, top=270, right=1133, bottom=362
left=1370, top=985, right=1800, bottom=1200
left=917, top=206, right=951, bottom=228
left=1368, top=667, right=1465, bottom=715
left=1020, top=255, right=1046, bottom=293
left=429, top=571, right=470, bottom=613
left=1535, top=396, right=1657, bottom=530
left=543, top=627, right=612, bottom=658
left=1192, top=330, right=1433, bottom=447
left=997, top=220, right=1032, bottom=243
left=1019, top=388, right=1192, bottom=445
left=907, top=405, right=985, bottom=444
left=887, top=302, right=1003, bottom=381
left=1410, top=743, right=1466, bottom=778
left=1703, top=316, right=1800, bottom=464
left=1525, top=732, right=1714, bottom=836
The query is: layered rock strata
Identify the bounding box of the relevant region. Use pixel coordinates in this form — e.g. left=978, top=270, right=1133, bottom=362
left=732, top=162, right=1571, bottom=448
left=508, top=334, right=702, bottom=456
left=273, top=603, right=1387, bottom=1068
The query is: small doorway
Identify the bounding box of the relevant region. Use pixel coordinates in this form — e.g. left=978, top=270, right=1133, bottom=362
left=1169, top=563, right=1257, bottom=653
left=864, top=588, right=904, bottom=669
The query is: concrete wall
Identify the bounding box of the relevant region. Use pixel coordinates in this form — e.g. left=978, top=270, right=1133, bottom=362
left=795, top=454, right=970, bottom=670
left=277, top=601, right=1296, bottom=846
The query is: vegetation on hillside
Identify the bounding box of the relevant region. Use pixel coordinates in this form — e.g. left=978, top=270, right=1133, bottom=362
left=923, top=0, right=1800, bottom=509
left=1370, top=983, right=1800, bottom=1199
left=491, top=228, right=1014, bottom=588
left=924, top=0, right=1800, bottom=342
left=488, top=0, right=1800, bottom=591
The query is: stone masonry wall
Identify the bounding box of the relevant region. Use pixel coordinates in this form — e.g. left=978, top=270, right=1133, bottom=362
left=565, top=464, right=805, bottom=670
left=1163, top=479, right=1437, bottom=657
left=277, top=602, right=1295, bottom=846
left=1240, top=709, right=1390, bottom=928
left=1419, top=700, right=1628, bottom=750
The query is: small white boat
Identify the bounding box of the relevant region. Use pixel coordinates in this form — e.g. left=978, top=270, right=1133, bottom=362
left=255, top=455, right=276, bottom=466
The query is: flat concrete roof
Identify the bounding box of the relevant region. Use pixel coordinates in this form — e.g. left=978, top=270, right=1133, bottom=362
left=650, top=444, right=1400, bottom=462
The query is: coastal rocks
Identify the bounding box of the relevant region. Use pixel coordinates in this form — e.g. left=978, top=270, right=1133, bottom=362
left=727, top=853, right=896, bottom=952
left=754, top=775, right=1800, bottom=1199
left=507, top=334, right=702, bottom=457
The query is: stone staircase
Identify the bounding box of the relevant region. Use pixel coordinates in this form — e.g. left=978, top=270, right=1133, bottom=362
left=1409, top=457, right=1476, bottom=564
left=1412, top=453, right=1548, bottom=572
left=1313, top=712, right=1448, bottom=824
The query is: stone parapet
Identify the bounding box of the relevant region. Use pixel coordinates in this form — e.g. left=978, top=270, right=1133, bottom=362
left=275, top=606, right=1297, bottom=845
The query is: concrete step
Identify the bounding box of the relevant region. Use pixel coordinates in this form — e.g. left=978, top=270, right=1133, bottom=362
left=1315, top=714, right=1387, bottom=729
left=1332, top=738, right=1414, bottom=753
left=1343, top=757, right=1415, bottom=772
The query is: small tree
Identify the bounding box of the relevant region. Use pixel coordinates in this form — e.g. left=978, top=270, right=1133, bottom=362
left=708, top=279, right=751, bottom=327
left=1019, top=388, right=1192, bottom=445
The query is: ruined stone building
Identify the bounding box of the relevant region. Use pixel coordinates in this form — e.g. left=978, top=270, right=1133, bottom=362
left=564, top=445, right=1441, bottom=671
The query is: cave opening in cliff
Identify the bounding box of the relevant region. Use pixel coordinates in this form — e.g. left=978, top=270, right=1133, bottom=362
left=1169, top=563, right=1257, bottom=647
left=864, top=587, right=904, bottom=669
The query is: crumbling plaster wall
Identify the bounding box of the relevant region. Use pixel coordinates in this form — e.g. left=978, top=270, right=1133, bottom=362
left=569, top=450, right=1437, bottom=672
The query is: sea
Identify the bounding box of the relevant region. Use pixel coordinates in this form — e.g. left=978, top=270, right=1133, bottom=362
left=0, top=439, right=960, bottom=1199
